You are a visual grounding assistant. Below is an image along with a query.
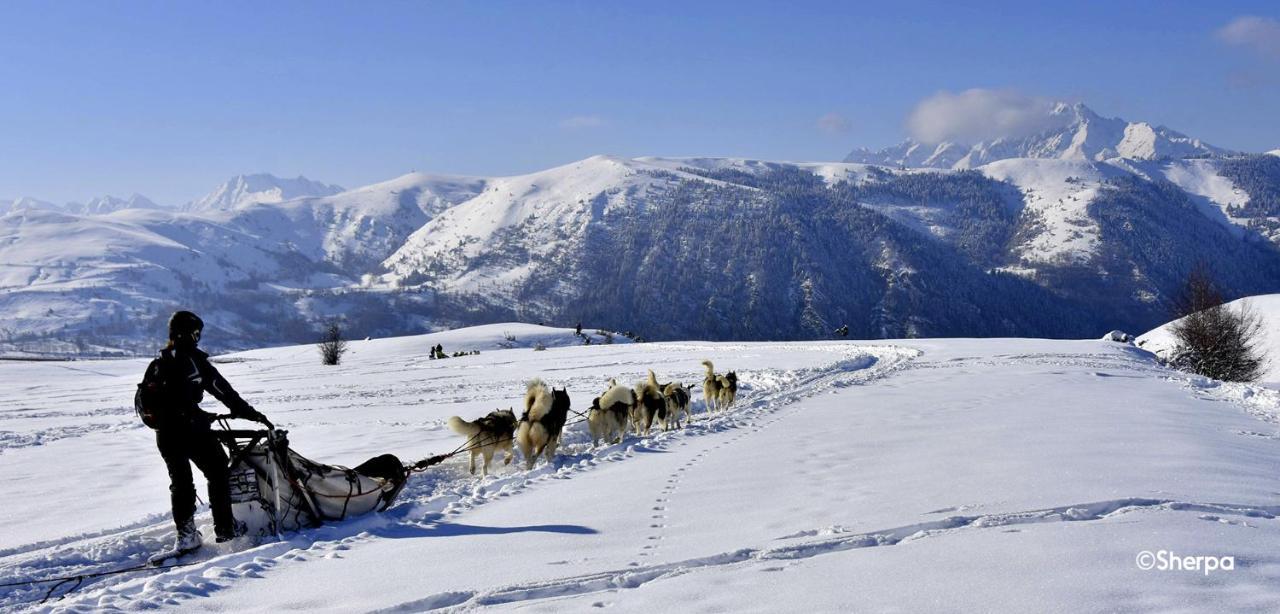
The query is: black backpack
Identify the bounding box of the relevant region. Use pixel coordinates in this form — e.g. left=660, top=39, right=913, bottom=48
left=135, top=356, right=176, bottom=429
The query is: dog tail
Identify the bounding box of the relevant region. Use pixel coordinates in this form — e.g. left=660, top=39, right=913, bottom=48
left=525, top=379, right=552, bottom=422
left=702, top=359, right=715, bottom=377
left=446, top=416, right=481, bottom=437
left=647, top=369, right=659, bottom=389
left=601, top=384, right=632, bottom=410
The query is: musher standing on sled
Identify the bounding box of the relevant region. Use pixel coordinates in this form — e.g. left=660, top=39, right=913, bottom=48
left=143, top=310, right=274, bottom=556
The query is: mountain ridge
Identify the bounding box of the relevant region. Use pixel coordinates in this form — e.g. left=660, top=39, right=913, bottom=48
left=2, top=105, right=1279, bottom=354
left=846, top=102, right=1231, bottom=169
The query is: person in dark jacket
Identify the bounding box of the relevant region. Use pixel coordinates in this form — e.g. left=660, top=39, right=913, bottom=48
left=150, top=310, right=273, bottom=551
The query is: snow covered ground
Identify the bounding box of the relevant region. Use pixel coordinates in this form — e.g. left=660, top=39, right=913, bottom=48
left=4, top=325, right=1280, bottom=612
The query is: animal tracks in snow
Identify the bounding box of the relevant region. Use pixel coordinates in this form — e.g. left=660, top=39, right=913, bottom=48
left=380, top=497, right=1280, bottom=612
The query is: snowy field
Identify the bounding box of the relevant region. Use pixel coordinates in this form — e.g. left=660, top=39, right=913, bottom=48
left=4, top=324, right=1280, bottom=612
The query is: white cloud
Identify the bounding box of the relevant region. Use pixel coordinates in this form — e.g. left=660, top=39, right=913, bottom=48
left=559, top=115, right=606, bottom=129
left=1217, top=16, right=1280, bottom=60
left=816, top=112, right=851, bottom=135
left=905, top=88, right=1069, bottom=144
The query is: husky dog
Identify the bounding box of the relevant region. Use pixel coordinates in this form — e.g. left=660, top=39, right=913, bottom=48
left=588, top=380, right=633, bottom=447
left=446, top=408, right=517, bottom=476
left=702, top=360, right=724, bottom=413
left=516, top=379, right=571, bottom=469
left=661, top=382, right=690, bottom=430
left=631, top=370, right=666, bottom=437
left=717, top=371, right=739, bottom=412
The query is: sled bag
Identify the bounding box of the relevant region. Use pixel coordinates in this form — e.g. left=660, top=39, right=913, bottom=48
left=227, top=433, right=409, bottom=536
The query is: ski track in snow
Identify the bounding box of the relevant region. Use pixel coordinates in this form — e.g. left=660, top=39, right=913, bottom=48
left=0, top=343, right=910, bottom=611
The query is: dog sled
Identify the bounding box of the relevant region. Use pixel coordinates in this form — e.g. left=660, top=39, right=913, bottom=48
left=214, top=428, right=411, bottom=537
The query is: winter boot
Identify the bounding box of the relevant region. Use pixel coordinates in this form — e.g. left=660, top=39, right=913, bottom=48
left=176, top=519, right=202, bottom=551
left=215, top=519, right=247, bottom=543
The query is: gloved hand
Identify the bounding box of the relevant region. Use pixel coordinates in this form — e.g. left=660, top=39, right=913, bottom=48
left=236, top=406, right=274, bottom=429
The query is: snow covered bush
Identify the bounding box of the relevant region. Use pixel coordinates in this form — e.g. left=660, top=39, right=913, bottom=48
left=1167, top=268, right=1264, bottom=382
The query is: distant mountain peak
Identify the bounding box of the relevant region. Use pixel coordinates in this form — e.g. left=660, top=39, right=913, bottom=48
left=1, top=194, right=163, bottom=216
left=848, top=102, right=1231, bottom=169
left=73, top=194, right=161, bottom=215
left=188, top=173, right=344, bottom=212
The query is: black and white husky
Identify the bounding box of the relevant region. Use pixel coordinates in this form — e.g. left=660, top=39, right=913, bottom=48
left=661, top=382, right=690, bottom=430
left=588, top=379, right=633, bottom=447
left=717, top=370, right=738, bottom=411
left=516, top=379, right=571, bottom=469
left=446, top=408, right=517, bottom=476
left=632, top=370, right=666, bottom=437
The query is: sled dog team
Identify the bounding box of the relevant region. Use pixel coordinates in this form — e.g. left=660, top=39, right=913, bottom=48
left=446, top=360, right=739, bottom=476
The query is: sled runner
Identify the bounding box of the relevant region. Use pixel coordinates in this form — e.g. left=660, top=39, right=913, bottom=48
left=213, top=428, right=410, bottom=537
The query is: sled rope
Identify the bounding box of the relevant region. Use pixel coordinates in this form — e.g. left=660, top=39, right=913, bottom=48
left=0, top=559, right=201, bottom=605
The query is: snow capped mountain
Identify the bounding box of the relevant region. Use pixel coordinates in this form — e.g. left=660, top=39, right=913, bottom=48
left=847, top=103, right=1230, bottom=169
left=1269, top=149, right=1280, bottom=157
left=0, top=196, right=60, bottom=214
left=383, top=155, right=718, bottom=294
left=69, top=194, right=162, bottom=215
left=4, top=145, right=1280, bottom=355
left=0, top=194, right=163, bottom=216
left=0, top=170, right=486, bottom=354
left=187, top=173, right=345, bottom=212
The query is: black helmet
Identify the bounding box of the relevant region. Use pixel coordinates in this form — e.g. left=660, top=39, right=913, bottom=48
left=168, top=310, right=204, bottom=344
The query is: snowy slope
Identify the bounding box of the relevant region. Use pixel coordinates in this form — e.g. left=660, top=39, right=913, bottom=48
left=1137, top=293, right=1280, bottom=383
left=0, top=171, right=487, bottom=354
left=979, top=159, right=1123, bottom=265
left=848, top=102, right=1229, bottom=169
left=382, top=155, right=724, bottom=294
left=638, top=156, right=886, bottom=186
left=2, top=331, right=1280, bottom=610
left=214, top=171, right=486, bottom=272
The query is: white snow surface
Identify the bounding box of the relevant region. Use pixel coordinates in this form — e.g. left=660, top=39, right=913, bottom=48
left=1138, top=293, right=1280, bottom=384
left=3, top=326, right=1280, bottom=611
left=978, top=158, right=1120, bottom=265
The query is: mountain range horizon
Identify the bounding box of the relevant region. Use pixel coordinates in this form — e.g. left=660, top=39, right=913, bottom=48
left=4, top=99, right=1280, bottom=356
left=2, top=101, right=1274, bottom=215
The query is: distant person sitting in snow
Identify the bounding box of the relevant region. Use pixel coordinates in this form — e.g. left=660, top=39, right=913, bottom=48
left=145, top=311, right=273, bottom=554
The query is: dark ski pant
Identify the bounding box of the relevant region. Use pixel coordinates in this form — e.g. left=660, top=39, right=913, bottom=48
left=156, top=427, right=235, bottom=539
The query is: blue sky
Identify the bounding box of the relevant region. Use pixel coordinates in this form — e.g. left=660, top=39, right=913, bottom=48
left=1, top=0, right=1278, bottom=204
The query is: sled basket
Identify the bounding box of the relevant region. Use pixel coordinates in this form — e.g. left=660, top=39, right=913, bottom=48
left=213, top=429, right=409, bottom=537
